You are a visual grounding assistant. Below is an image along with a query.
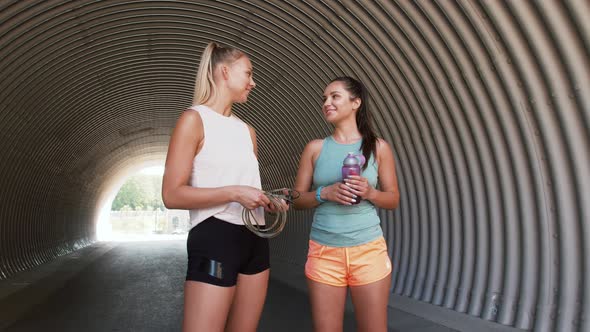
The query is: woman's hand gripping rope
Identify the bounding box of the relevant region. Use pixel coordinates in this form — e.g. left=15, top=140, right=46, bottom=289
left=242, top=188, right=300, bottom=238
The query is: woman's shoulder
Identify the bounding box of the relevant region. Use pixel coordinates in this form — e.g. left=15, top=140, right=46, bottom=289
left=174, top=108, right=204, bottom=135
left=300, top=139, right=326, bottom=165
left=376, top=138, right=392, bottom=151
left=304, top=138, right=325, bottom=152
left=374, top=138, right=394, bottom=164
left=178, top=107, right=203, bottom=124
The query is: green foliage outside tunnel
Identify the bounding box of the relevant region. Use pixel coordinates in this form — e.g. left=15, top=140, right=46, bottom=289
left=111, top=174, right=164, bottom=211
left=109, top=174, right=189, bottom=236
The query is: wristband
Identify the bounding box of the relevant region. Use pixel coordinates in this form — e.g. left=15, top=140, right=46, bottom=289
left=315, top=186, right=326, bottom=203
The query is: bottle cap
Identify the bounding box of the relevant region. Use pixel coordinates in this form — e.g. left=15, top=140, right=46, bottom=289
left=355, top=154, right=366, bottom=167
left=343, top=153, right=360, bottom=166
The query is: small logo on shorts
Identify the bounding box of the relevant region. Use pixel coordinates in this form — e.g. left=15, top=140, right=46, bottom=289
left=386, top=261, right=391, bottom=270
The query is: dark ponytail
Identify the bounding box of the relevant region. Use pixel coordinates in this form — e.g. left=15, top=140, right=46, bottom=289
left=330, top=76, right=377, bottom=170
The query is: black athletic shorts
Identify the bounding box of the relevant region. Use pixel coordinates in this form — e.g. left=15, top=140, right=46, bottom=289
left=186, top=216, right=270, bottom=287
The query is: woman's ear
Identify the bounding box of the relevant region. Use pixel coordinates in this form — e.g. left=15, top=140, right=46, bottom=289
left=352, top=97, right=362, bottom=111
left=221, top=65, right=229, bottom=80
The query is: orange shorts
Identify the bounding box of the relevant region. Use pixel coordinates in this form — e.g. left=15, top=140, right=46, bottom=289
left=305, top=236, right=392, bottom=287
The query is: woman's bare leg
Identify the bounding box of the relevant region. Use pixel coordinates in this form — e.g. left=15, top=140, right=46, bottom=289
left=307, top=278, right=348, bottom=332
left=182, top=280, right=235, bottom=332
left=349, top=274, right=391, bottom=332
left=225, top=269, right=270, bottom=332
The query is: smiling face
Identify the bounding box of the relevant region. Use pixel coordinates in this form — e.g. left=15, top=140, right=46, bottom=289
left=322, top=81, right=361, bottom=123
left=225, top=56, right=256, bottom=103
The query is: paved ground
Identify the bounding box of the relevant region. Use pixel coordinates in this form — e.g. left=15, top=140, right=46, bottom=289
left=0, top=240, right=454, bottom=332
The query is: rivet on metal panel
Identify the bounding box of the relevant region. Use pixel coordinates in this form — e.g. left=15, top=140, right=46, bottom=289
left=491, top=306, right=498, bottom=316
left=486, top=292, right=501, bottom=320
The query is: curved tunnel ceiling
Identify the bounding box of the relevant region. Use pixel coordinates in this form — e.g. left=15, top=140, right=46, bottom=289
left=0, top=1, right=588, bottom=331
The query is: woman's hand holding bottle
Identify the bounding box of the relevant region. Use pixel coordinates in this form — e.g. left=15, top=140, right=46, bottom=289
left=321, top=183, right=357, bottom=205
left=344, top=175, right=375, bottom=201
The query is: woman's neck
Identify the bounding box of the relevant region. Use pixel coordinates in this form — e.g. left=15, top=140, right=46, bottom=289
left=204, top=91, right=233, bottom=117
left=332, top=123, right=362, bottom=144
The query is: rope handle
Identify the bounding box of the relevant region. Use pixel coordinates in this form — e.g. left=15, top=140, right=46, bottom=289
left=242, top=188, right=300, bottom=238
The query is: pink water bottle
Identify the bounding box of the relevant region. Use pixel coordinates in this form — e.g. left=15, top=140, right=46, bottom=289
left=341, top=152, right=365, bottom=204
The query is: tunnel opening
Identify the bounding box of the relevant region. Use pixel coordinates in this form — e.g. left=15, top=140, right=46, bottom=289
left=95, top=163, right=188, bottom=242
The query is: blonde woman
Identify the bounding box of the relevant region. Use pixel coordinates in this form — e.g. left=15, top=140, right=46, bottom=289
left=162, top=42, right=287, bottom=332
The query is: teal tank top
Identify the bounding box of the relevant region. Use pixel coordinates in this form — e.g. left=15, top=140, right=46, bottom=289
left=311, top=136, right=382, bottom=247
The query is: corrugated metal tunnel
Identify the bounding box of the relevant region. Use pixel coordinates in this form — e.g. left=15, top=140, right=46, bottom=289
left=0, top=1, right=588, bottom=331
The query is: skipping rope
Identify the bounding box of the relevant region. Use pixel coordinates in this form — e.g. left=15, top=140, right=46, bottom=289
left=242, top=188, right=300, bottom=238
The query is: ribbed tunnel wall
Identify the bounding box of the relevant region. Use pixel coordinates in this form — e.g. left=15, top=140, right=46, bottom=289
left=0, top=1, right=588, bottom=331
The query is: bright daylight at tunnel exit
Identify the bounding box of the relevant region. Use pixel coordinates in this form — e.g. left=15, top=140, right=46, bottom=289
left=96, top=165, right=189, bottom=242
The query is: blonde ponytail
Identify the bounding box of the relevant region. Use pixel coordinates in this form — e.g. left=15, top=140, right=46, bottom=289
left=192, top=42, right=245, bottom=105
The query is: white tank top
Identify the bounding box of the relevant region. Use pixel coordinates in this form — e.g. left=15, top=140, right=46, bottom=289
left=188, top=105, right=265, bottom=228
